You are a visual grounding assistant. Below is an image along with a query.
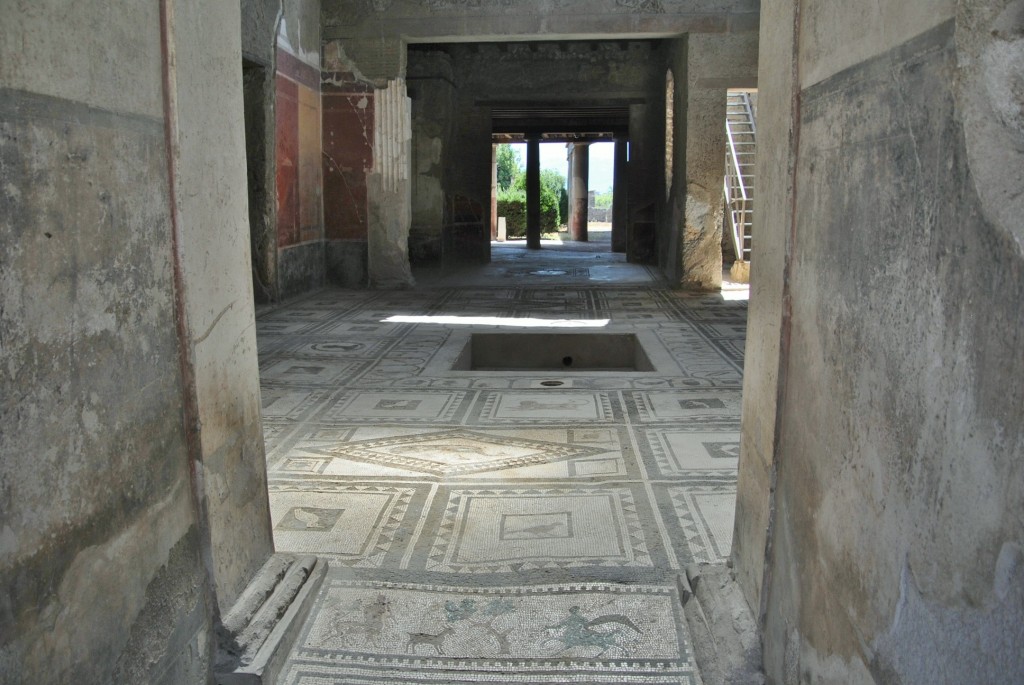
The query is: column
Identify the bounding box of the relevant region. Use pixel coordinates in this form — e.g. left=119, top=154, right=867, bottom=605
left=526, top=134, right=541, bottom=249
left=612, top=137, right=628, bottom=253
left=367, top=78, right=415, bottom=288
left=490, top=143, right=498, bottom=240
left=678, top=36, right=730, bottom=290
left=569, top=142, right=589, bottom=242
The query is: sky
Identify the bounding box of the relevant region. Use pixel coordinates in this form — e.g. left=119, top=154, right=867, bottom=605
left=509, top=142, right=615, bottom=194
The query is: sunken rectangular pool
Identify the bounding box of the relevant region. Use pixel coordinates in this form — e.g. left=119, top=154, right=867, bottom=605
left=451, top=333, right=655, bottom=372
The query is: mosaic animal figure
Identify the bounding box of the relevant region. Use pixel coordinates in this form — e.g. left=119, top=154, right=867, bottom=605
left=508, top=522, right=566, bottom=538
left=406, top=625, right=454, bottom=655
left=542, top=606, right=641, bottom=657
left=320, top=594, right=391, bottom=648
left=291, top=507, right=324, bottom=529
left=510, top=399, right=588, bottom=412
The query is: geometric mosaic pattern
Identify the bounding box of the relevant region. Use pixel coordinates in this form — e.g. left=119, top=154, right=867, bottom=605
left=258, top=243, right=748, bottom=681
left=660, top=484, right=738, bottom=564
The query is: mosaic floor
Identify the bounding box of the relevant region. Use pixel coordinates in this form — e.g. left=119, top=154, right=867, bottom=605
left=258, top=241, right=748, bottom=684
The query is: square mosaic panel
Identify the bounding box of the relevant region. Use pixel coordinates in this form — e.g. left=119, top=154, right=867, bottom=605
left=639, top=429, right=741, bottom=475
left=261, top=388, right=331, bottom=423
left=260, top=359, right=370, bottom=387
left=318, top=391, right=471, bottom=424
left=471, top=391, right=618, bottom=425
left=280, top=580, right=698, bottom=684
left=624, top=390, right=741, bottom=428
left=321, top=320, right=411, bottom=337
left=424, top=487, right=652, bottom=573
left=269, top=483, right=415, bottom=567
left=256, top=320, right=322, bottom=336
left=277, top=337, right=398, bottom=359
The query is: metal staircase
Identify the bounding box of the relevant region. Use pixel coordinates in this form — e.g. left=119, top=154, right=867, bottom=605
left=724, top=91, right=756, bottom=264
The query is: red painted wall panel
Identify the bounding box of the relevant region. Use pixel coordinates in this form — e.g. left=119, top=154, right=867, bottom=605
left=322, top=89, right=373, bottom=241
left=275, top=49, right=323, bottom=249
left=275, top=75, right=300, bottom=248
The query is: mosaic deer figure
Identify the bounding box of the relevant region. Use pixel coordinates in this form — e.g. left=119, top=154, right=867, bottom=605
left=406, top=625, right=455, bottom=655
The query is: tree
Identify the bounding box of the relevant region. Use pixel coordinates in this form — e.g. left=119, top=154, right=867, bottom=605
left=511, top=168, right=565, bottom=230
left=496, top=144, right=522, bottom=191
left=540, top=168, right=566, bottom=202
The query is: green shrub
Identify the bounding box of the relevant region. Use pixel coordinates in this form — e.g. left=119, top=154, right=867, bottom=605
left=539, top=185, right=559, bottom=232
left=497, top=189, right=526, bottom=237
left=506, top=174, right=561, bottom=234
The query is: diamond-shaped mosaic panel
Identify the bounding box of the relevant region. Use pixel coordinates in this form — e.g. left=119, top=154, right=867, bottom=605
left=325, top=430, right=605, bottom=476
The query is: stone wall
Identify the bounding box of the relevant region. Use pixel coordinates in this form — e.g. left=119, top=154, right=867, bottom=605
left=736, top=0, right=1024, bottom=682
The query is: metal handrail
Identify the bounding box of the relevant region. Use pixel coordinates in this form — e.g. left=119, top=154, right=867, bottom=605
left=724, top=91, right=754, bottom=262
left=724, top=169, right=744, bottom=261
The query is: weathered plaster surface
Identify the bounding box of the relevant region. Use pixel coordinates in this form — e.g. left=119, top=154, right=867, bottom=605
left=409, top=50, right=455, bottom=263
left=172, top=0, right=275, bottom=614
left=0, top=3, right=216, bottom=681
left=367, top=79, right=415, bottom=288
left=241, top=0, right=282, bottom=304
left=741, top=3, right=1024, bottom=681
left=325, top=240, right=368, bottom=287
left=322, top=49, right=374, bottom=284
left=275, top=22, right=326, bottom=297
left=242, top=0, right=282, bottom=65
left=731, top=0, right=794, bottom=621
left=279, top=0, right=321, bottom=67
left=280, top=241, right=327, bottom=297
left=0, top=1, right=163, bottom=119
left=956, top=0, right=1024, bottom=250
left=323, top=0, right=760, bottom=42
left=664, top=31, right=757, bottom=290
left=627, top=101, right=663, bottom=264
left=799, top=0, right=956, bottom=90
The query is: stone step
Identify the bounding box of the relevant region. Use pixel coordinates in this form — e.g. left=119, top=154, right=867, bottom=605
left=215, top=554, right=328, bottom=685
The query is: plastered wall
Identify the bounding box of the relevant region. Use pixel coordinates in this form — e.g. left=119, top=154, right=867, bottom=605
left=275, top=0, right=325, bottom=297
left=1, top=2, right=277, bottom=682
left=736, top=1, right=1024, bottom=682
left=174, top=0, right=275, bottom=615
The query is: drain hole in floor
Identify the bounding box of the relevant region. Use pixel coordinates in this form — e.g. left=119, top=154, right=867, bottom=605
left=540, top=380, right=565, bottom=387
